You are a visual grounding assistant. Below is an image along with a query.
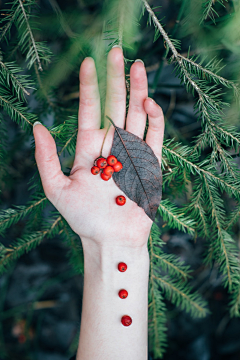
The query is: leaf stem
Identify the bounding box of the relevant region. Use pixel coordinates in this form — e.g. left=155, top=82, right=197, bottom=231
left=100, top=119, right=111, bottom=157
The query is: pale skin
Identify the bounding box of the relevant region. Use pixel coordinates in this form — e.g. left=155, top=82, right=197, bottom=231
left=33, top=46, right=165, bottom=250
left=33, top=47, right=165, bottom=359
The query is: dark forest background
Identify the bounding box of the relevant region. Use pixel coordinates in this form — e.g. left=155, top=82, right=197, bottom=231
left=1, top=0, right=240, bottom=359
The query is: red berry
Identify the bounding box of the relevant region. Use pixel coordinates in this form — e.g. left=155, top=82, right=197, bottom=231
left=118, top=289, right=128, bottom=299
left=103, top=165, right=114, bottom=177
left=118, top=262, right=127, bottom=272
left=18, top=334, right=26, bottom=344
left=100, top=172, right=111, bottom=181
left=96, top=158, right=107, bottom=169
left=121, top=315, right=132, bottom=327
left=107, top=155, right=118, bottom=166
left=116, top=195, right=126, bottom=206
left=91, top=166, right=100, bottom=175
left=113, top=161, right=123, bottom=172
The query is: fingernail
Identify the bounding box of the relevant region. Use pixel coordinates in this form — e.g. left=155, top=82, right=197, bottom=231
left=135, top=59, right=144, bottom=65
left=146, top=97, right=156, bottom=104
left=33, top=121, right=42, bottom=128
left=112, top=44, right=122, bottom=50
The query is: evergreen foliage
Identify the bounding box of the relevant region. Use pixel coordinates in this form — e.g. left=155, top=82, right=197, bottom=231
left=0, top=0, right=240, bottom=358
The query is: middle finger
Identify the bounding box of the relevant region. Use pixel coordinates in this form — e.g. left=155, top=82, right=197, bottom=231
left=104, top=46, right=126, bottom=129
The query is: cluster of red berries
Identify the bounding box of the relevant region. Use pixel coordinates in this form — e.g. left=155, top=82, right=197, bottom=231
left=91, top=155, right=123, bottom=181
left=91, top=155, right=126, bottom=206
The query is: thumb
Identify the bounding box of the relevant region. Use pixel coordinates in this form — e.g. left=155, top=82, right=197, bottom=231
left=33, top=122, right=70, bottom=203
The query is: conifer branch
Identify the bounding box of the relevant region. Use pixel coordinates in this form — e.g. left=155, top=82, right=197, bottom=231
left=33, top=62, right=55, bottom=107
left=154, top=275, right=208, bottom=317
left=229, top=285, right=240, bottom=317
left=58, top=129, right=78, bottom=157
left=153, top=252, right=191, bottom=280
left=209, top=127, right=238, bottom=179
left=163, top=144, right=240, bottom=197
left=203, top=176, right=240, bottom=290
left=177, top=54, right=238, bottom=94
left=59, top=219, right=84, bottom=274
left=0, top=216, right=62, bottom=275
left=158, top=200, right=195, bottom=234
left=0, top=4, right=20, bottom=42
left=148, top=232, right=167, bottom=357
left=201, top=0, right=228, bottom=24
left=224, top=206, right=240, bottom=231
left=0, top=60, right=30, bottom=96
left=0, top=94, right=35, bottom=127
left=0, top=196, right=47, bottom=234
left=143, top=0, right=240, bottom=173
left=191, top=186, right=209, bottom=237
left=208, top=119, right=240, bottom=148
left=18, top=0, right=43, bottom=71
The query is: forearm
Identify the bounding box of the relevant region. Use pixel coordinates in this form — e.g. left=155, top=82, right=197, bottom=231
left=76, top=237, right=150, bottom=360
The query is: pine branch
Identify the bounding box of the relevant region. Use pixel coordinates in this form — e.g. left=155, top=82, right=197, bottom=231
left=18, top=0, right=42, bottom=70
left=148, top=228, right=168, bottom=357
left=186, top=180, right=209, bottom=237
left=158, top=199, right=196, bottom=235
left=162, top=141, right=240, bottom=200
left=0, top=215, right=62, bottom=275
left=203, top=176, right=240, bottom=291
left=33, top=62, right=56, bottom=108
left=208, top=126, right=239, bottom=179
left=153, top=252, right=191, bottom=281
left=0, top=93, right=36, bottom=128
left=154, top=274, right=209, bottom=318
left=0, top=115, right=8, bottom=186
left=149, top=224, right=208, bottom=318
left=143, top=0, right=240, bottom=174
left=1, top=0, right=52, bottom=70
left=0, top=4, right=20, bottom=42
left=59, top=219, right=84, bottom=275
left=148, top=289, right=168, bottom=359
left=211, top=120, right=240, bottom=151
left=201, top=0, right=228, bottom=24
left=178, top=54, right=238, bottom=95
left=0, top=195, right=47, bottom=235
left=224, top=204, right=240, bottom=231
left=229, top=284, right=240, bottom=317
left=0, top=60, right=33, bottom=98
left=48, top=115, right=78, bottom=156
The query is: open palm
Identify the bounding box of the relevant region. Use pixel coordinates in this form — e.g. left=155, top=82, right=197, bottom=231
left=33, top=47, right=164, bottom=249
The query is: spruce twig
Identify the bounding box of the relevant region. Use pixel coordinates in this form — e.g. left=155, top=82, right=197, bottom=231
left=18, top=0, right=43, bottom=71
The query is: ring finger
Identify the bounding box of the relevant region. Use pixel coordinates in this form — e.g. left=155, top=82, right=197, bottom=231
left=125, top=60, right=148, bottom=139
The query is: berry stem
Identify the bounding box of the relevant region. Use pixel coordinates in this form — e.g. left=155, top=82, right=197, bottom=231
left=100, top=122, right=111, bottom=157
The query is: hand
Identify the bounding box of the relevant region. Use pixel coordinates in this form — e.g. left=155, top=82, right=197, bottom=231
left=33, top=47, right=164, bottom=249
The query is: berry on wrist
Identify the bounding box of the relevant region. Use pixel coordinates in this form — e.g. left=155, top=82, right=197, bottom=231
left=121, top=315, right=132, bottom=326
left=118, top=262, right=127, bottom=272
left=118, top=289, right=128, bottom=299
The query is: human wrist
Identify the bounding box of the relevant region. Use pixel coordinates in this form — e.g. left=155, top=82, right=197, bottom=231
left=80, top=236, right=150, bottom=275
